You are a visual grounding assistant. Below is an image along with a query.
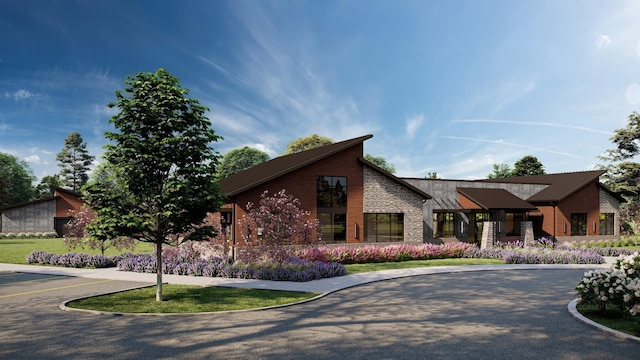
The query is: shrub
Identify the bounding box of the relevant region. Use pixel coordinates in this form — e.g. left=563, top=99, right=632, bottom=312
left=576, top=252, right=640, bottom=317
left=26, top=251, right=115, bottom=268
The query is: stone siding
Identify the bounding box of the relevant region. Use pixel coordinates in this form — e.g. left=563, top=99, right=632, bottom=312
left=599, top=188, right=621, bottom=236
left=363, top=167, right=424, bottom=243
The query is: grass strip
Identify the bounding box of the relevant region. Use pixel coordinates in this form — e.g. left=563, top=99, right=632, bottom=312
left=576, top=303, right=640, bottom=337
left=0, top=238, right=153, bottom=264
left=66, top=284, right=318, bottom=313
left=344, top=258, right=504, bottom=274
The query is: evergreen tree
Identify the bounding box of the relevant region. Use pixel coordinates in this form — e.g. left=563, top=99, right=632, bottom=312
left=56, top=132, right=94, bottom=191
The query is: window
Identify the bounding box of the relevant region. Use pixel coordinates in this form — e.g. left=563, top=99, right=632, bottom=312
left=365, top=213, right=404, bottom=242
left=600, top=213, right=614, bottom=235
left=570, top=213, right=587, bottom=236
left=317, top=176, right=347, bottom=243
left=505, top=213, right=523, bottom=236
left=433, top=212, right=455, bottom=237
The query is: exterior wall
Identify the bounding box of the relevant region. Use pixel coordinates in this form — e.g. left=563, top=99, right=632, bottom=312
left=599, top=188, right=621, bottom=236
left=230, top=143, right=365, bottom=246
left=1, top=200, right=56, bottom=233
left=54, top=189, right=84, bottom=217
left=363, top=167, right=424, bottom=243
left=555, top=181, right=601, bottom=238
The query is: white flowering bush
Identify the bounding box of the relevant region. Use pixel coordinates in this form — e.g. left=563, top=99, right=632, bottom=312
left=576, top=251, right=640, bottom=317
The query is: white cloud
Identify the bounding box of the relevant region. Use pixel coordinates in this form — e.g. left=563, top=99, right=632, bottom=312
left=596, top=34, right=612, bottom=48
left=5, top=89, right=34, bottom=100
left=24, top=154, right=40, bottom=163
left=405, top=114, right=424, bottom=138
left=252, top=143, right=277, bottom=157
left=626, top=83, right=640, bottom=105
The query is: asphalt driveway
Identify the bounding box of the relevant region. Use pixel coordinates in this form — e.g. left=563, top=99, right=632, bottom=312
left=0, top=269, right=638, bottom=359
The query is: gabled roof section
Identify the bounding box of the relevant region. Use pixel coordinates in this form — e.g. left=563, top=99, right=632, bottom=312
left=219, top=135, right=373, bottom=197
left=457, top=188, right=537, bottom=211
left=359, top=157, right=432, bottom=199
left=479, top=170, right=605, bottom=203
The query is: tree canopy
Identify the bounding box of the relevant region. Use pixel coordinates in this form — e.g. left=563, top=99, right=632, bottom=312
left=486, top=156, right=544, bottom=179
left=0, top=152, right=35, bottom=205
left=217, top=146, right=270, bottom=179
left=599, top=112, right=640, bottom=202
left=84, top=68, right=225, bottom=301
left=364, top=153, right=396, bottom=174
left=512, top=155, right=545, bottom=177
left=56, top=132, right=94, bottom=191
left=284, top=134, right=334, bottom=154
left=34, top=175, right=62, bottom=198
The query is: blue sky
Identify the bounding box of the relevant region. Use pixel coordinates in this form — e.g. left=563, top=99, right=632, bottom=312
left=1, top=0, right=640, bottom=182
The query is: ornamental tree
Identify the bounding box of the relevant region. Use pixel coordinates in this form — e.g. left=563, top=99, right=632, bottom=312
left=238, top=189, right=320, bottom=264
left=284, top=134, right=334, bottom=154
left=63, top=205, right=136, bottom=255
left=84, top=68, right=225, bottom=301
left=364, top=153, right=396, bottom=174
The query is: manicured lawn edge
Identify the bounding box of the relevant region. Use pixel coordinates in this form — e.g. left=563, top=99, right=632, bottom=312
left=568, top=299, right=640, bottom=342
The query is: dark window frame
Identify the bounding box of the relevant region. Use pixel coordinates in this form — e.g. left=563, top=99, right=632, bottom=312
left=317, top=176, right=347, bottom=243
left=570, top=213, right=587, bottom=236
left=364, top=213, right=404, bottom=242
left=599, top=213, right=614, bottom=236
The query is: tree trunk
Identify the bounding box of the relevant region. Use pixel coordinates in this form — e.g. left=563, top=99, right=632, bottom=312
left=156, top=242, right=163, bottom=301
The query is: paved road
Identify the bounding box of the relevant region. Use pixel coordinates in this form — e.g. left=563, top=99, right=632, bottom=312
left=0, top=269, right=638, bottom=359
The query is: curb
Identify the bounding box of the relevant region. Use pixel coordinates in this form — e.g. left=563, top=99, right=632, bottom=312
left=567, top=299, right=640, bottom=343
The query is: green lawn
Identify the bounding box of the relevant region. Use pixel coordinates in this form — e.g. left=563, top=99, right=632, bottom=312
left=0, top=237, right=153, bottom=264
left=576, top=304, right=640, bottom=337
left=66, top=284, right=318, bottom=313
left=343, top=258, right=504, bottom=274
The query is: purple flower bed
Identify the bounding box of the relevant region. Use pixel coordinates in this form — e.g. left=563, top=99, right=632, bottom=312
left=27, top=251, right=115, bottom=268
left=464, top=247, right=605, bottom=264
left=116, top=253, right=346, bottom=282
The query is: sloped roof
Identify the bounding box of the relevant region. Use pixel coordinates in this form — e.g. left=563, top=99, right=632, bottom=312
left=457, top=187, right=537, bottom=211
left=479, top=170, right=605, bottom=203
left=359, top=158, right=432, bottom=199
left=219, top=135, right=373, bottom=197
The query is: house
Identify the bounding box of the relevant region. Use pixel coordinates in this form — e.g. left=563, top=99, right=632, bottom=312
left=219, top=135, right=432, bottom=247
left=0, top=187, right=84, bottom=237
left=402, top=170, right=624, bottom=245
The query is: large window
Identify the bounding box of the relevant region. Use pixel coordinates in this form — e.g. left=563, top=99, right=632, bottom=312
left=365, top=213, right=404, bottom=242
left=600, top=213, right=614, bottom=235
left=317, top=176, right=347, bottom=243
left=433, top=212, right=455, bottom=237
left=570, top=213, right=587, bottom=236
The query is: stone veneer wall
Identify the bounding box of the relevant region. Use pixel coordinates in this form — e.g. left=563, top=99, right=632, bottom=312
left=599, top=188, right=621, bottom=236
left=363, top=167, right=424, bottom=243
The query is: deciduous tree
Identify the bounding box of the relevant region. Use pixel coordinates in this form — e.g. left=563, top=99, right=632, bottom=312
left=56, top=132, right=94, bottom=191
left=0, top=152, right=35, bottom=204
left=217, top=146, right=270, bottom=179
left=512, top=155, right=545, bottom=177
left=284, top=134, right=334, bottom=154
left=84, top=68, right=225, bottom=301
left=487, top=163, right=512, bottom=179
left=34, top=174, right=62, bottom=198
left=238, top=189, right=320, bottom=264
left=63, top=205, right=136, bottom=255
left=364, top=153, right=396, bottom=174
left=599, top=112, right=640, bottom=202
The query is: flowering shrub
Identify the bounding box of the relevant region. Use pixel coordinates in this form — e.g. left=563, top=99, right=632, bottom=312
left=27, top=251, right=115, bottom=268
left=464, top=247, right=605, bottom=264
left=63, top=205, right=137, bottom=255
left=304, top=242, right=478, bottom=264
left=576, top=252, right=640, bottom=317
left=117, top=253, right=346, bottom=282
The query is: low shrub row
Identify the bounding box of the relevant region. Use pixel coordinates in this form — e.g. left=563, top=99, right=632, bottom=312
left=1, top=232, right=58, bottom=239
left=117, top=253, right=346, bottom=282
left=464, top=247, right=606, bottom=264
left=296, top=242, right=476, bottom=264
left=576, top=252, right=640, bottom=318
left=27, top=251, right=115, bottom=268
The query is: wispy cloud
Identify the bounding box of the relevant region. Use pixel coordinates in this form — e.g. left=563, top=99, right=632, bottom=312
left=451, top=119, right=612, bottom=135
left=626, top=83, right=640, bottom=105
left=24, top=154, right=40, bottom=163
left=405, top=114, right=424, bottom=138
left=439, top=136, right=584, bottom=159
left=491, top=79, right=537, bottom=115
left=5, top=89, right=34, bottom=100
left=596, top=33, right=611, bottom=48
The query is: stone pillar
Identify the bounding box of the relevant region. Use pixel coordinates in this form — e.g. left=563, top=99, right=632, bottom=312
left=481, top=221, right=496, bottom=249
left=521, top=221, right=534, bottom=246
